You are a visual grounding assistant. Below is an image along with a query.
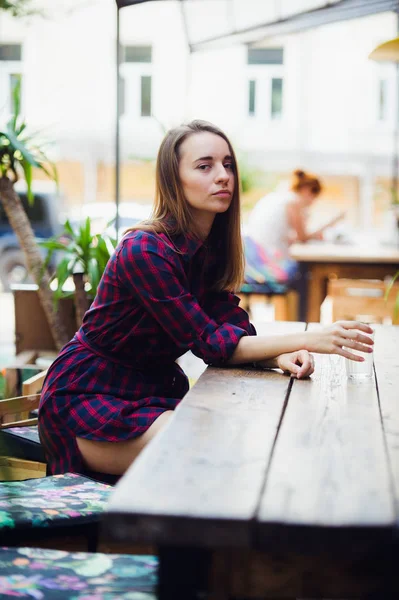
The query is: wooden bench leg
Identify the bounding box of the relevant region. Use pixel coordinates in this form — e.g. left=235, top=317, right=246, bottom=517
left=272, top=295, right=288, bottom=321
left=286, top=290, right=299, bottom=321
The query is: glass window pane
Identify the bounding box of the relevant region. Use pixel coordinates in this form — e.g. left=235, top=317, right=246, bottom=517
left=0, top=44, right=22, bottom=61
left=125, top=45, right=152, bottom=63
left=248, top=80, right=256, bottom=116
left=271, top=78, right=283, bottom=119
left=248, top=48, right=283, bottom=65
left=141, top=75, right=152, bottom=117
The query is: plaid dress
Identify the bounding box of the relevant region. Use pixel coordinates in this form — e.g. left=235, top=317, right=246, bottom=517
left=39, top=230, right=256, bottom=475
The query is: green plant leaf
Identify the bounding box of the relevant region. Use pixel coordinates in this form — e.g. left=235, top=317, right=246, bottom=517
left=5, top=126, right=41, bottom=168
left=384, top=271, right=399, bottom=302
left=54, top=257, right=73, bottom=293
left=87, top=258, right=101, bottom=292
left=395, top=290, right=399, bottom=321
left=39, top=239, right=69, bottom=251
left=20, top=159, right=33, bottom=203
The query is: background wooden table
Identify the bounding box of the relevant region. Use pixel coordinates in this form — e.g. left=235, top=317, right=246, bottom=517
left=289, top=242, right=399, bottom=322
left=104, top=322, right=399, bottom=599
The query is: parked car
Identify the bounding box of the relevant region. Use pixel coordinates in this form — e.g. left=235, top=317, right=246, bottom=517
left=0, top=182, right=62, bottom=292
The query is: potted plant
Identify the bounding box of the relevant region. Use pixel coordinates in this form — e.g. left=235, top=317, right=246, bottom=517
left=40, top=217, right=117, bottom=328
left=0, top=80, right=68, bottom=350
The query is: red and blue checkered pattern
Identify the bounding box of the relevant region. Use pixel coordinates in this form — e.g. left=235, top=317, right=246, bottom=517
left=39, top=230, right=256, bottom=475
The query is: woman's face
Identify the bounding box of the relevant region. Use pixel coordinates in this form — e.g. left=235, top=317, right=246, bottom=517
left=178, top=132, right=235, bottom=235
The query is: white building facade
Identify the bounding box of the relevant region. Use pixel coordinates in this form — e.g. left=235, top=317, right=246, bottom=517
left=0, top=0, right=396, bottom=224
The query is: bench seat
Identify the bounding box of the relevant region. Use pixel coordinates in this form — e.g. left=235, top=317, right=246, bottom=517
left=0, top=472, right=112, bottom=551
left=0, top=546, right=157, bottom=598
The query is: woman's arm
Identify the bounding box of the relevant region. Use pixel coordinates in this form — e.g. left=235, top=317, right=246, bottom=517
left=287, top=204, right=345, bottom=243
left=227, top=321, right=374, bottom=365
left=307, top=211, right=346, bottom=241
left=286, top=202, right=309, bottom=242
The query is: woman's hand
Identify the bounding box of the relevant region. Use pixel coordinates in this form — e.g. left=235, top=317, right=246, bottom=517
left=305, top=321, right=374, bottom=361
left=258, top=350, right=315, bottom=378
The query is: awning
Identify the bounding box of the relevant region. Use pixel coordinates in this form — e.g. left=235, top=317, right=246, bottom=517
left=115, top=0, right=399, bottom=51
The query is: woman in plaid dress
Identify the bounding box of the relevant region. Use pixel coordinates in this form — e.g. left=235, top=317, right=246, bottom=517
left=39, top=120, right=374, bottom=478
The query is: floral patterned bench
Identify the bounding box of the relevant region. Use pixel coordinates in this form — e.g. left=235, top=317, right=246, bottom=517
left=0, top=473, right=112, bottom=552
left=0, top=546, right=157, bottom=598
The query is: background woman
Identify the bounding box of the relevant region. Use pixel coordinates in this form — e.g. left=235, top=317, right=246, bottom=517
left=244, top=169, right=345, bottom=289
left=39, top=123, right=372, bottom=481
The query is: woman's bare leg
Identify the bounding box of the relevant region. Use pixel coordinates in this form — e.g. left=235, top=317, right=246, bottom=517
left=76, top=410, right=173, bottom=475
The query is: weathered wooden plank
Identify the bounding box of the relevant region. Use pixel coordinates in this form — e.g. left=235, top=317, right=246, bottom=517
left=105, top=322, right=306, bottom=548
left=257, top=323, right=395, bottom=542
left=373, top=324, right=399, bottom=525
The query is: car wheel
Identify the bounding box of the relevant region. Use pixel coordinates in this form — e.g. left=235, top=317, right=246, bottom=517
left=0, top=249, right=31, bottom=292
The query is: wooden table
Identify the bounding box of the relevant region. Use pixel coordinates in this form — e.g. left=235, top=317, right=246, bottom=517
left=104, top=321, right=399, bottom=599
left=289, top=242, right=399, bottom=322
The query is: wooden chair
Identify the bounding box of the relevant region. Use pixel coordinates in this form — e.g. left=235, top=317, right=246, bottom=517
left=0, top=369, right=120, bottom=488
left=0, top=456, right=46, bottom=481
left=0, top=369, right=46, bottom=464
left=328, top=278, right=399, bottom=324
left=238, top=283, right=299, bottom=321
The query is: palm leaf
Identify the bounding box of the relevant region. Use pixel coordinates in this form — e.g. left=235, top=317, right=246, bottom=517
left=39, top=239, right=69, bottom=251
left=87, top=258, right=101, bottom=293
left=11, top=76, right=21, bottom=130
left=4, top=127, right=41, bottom=168
left=62, top=219, right=75, bottom=237
left=54, top=257, right=73, bottom=290
left=20, top=159, right=33, bottom=203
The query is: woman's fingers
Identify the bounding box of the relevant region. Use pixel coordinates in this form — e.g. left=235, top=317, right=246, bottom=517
left=338, top=321, right=374, bottom=334
left=342, top=329, right=374, bottom=347
left=295, top=350, right=315, bottom=378
left=281, top=350, right=315, bottom=378
left=336, top=335, right=373, bottom=354
left=336, top=346, right=365, bottom=362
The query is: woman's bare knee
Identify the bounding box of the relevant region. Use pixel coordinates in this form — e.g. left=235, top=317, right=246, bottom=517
left=76, top=410, right=173, bottom=476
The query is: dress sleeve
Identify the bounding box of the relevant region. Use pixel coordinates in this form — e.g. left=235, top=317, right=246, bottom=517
left=116, top=232, right=250, bottom=366
left=203, top=291, right=257, bottom=337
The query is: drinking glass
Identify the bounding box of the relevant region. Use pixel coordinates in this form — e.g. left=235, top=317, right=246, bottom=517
left=345, top=330, right=374, bottom=380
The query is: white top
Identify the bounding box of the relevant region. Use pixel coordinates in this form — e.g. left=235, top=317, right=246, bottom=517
left=246, top=189, right=296, bottom=259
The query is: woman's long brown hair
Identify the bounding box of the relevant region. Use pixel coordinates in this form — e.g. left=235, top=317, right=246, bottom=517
left=125, top=120, right=244, bottom=292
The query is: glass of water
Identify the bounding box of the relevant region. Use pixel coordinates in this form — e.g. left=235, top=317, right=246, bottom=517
left=345, top=329, right=374, bottom=380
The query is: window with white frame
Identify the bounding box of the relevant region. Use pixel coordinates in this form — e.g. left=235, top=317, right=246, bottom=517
left=0, top=44, right=23, bottom=114
left=247, top=47, right=284, bottom=121
left=120, top=45, right=152, bottom=118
